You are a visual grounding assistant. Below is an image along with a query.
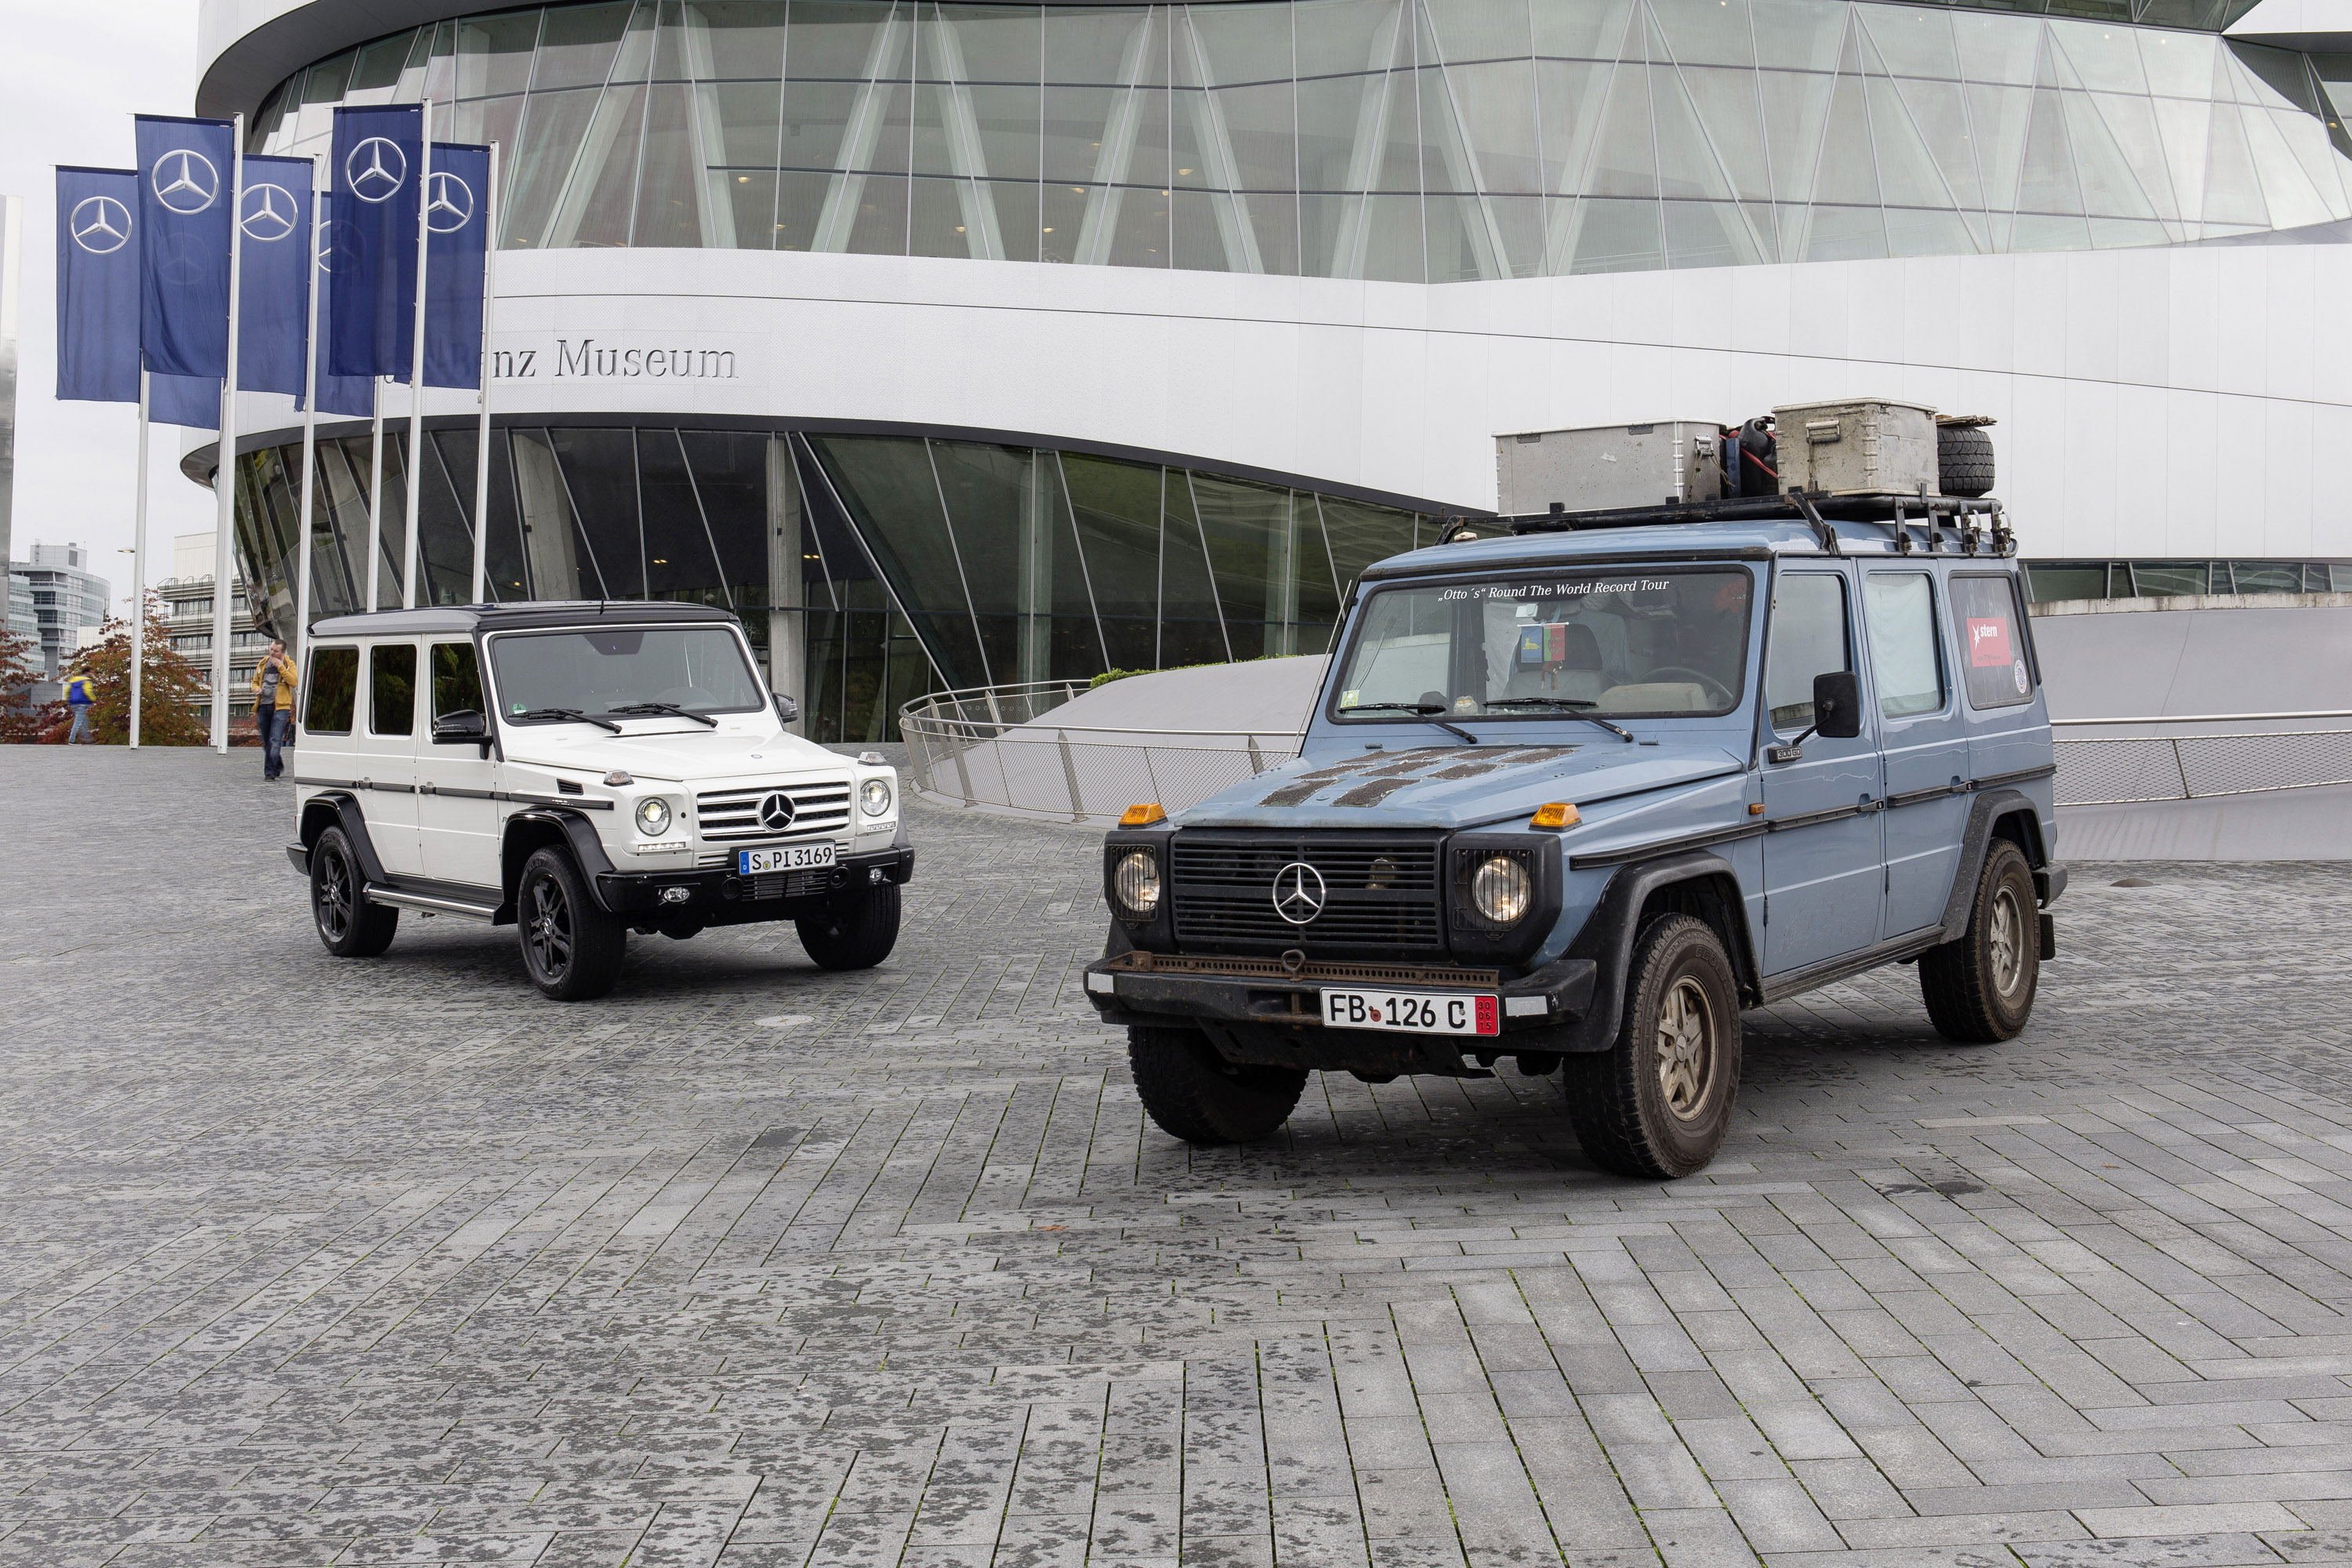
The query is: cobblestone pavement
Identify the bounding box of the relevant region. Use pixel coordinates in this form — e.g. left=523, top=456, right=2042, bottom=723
left=10, top=749, right=2352, bottom=1568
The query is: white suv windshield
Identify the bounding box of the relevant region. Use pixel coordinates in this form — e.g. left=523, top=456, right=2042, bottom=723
left=490, top=626, right=766, bottom=723
left=1334, top=568, right=1754, bottom=720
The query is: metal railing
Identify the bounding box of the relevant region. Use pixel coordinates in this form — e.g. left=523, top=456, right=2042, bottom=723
left=903, top=682, right=2352, bottom=822
left=2053, top=712, right=2352, bottom=806
left=900, top=681, right=1301, bottom=824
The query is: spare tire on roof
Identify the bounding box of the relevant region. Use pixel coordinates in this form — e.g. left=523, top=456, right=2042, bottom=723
left=1938, top=423, right=1995, bottom=498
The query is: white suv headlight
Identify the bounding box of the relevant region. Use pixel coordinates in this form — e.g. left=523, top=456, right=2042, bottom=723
left=635, top=797, right=673, bottom=836
left=861, top=777, right=893, bottom=817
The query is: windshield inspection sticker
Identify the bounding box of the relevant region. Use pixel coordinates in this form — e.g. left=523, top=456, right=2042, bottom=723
left=1966, top=616, right=2013, bottom=667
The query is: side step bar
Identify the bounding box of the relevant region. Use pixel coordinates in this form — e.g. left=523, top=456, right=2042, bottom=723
left=365, top=886, right=500, bottom=921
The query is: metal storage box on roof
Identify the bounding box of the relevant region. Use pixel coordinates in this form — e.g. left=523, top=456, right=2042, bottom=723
left=1772, top=398, right=1937, bottom=495
left=1494, top=422, right=1726, bottom=515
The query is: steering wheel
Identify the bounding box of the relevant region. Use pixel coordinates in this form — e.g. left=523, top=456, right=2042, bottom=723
left=1639, top=666, right=1736, bottom=707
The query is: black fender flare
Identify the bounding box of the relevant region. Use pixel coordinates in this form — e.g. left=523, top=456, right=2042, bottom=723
left=301, top=792, right=387, bottom=886
left=1556, top=850, right=1757, bottom=1052
left=1936, top=789, right=2047, bottom=942
left=502, top=808, right=619, bottom=916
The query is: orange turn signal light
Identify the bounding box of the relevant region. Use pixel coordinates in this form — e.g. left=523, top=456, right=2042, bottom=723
left=1120, top=802, right=1168, bottom=826
left=1530, top=801, right=1581, bottom=829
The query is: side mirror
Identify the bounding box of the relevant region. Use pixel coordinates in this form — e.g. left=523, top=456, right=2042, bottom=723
left=1812, top=670, right=1863, bottom=739
left=771, top=691, right=799, bottom=724
left=431, top=709, right=488, bottom=744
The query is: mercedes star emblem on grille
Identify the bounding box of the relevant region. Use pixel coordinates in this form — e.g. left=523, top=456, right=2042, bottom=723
left=758, top=792, right=797, bottom=832
left=1272, top=862, right=1327, bottom=925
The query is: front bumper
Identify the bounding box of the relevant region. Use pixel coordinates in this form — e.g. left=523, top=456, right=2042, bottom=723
left=1083, top=949, right=1597, bottom=1075
left=593, top=844, right=915, bottom=919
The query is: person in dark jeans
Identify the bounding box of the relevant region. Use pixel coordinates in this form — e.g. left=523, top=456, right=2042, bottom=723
left=249, top=640, right=297, bottom=780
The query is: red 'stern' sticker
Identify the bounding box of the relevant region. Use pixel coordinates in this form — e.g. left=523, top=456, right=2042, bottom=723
left=1967, top=616, right=2013, bottom=668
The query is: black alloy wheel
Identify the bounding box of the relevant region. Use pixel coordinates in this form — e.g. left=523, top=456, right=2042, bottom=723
left=1127, top=1025, right=1308, bottom=1145
left=517, top=847, right=626, bottom=1000
left=310, top=826, right=397, bottom=957
left=796, top=883, right=902, bottom=971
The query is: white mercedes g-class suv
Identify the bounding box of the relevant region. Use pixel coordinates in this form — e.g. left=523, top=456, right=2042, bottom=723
left=285, top=601, right=912, bottom=999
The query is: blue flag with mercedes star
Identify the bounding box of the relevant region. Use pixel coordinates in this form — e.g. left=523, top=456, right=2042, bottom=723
left=328, top=103, right=422, bottom=379
left=54, top=166, right=140, bottom=404
left=135, top=115, right=236, bottom=379
left=234, top=153, right=314, bottom=397
left=300, top=191, right=378, bottom=419
left=423, top=141, right=490, bottom=390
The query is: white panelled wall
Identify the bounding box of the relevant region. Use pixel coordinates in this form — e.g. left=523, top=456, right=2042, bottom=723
left=208, top=238, right=2352, bottom=561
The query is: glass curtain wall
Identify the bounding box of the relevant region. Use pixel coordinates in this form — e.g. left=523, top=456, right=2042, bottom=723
left=229, top=428, right=1427, bottom=740
left=249, top=0, right=2352, bottom=278
left=2024, top=557, right=2352, bottom=600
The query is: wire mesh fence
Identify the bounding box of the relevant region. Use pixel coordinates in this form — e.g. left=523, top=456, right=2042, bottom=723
left=2053, top=717, right=2352, bottom=806
left=900, top=682, right=1301, bottom=825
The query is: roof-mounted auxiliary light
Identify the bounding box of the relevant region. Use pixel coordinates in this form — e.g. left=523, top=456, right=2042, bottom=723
left=1120, top=803, right=1167, bottom=826
left=1530, top=802, right=1581, bottom=829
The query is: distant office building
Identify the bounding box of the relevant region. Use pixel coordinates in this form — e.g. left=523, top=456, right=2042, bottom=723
left=5, top=570, right=31, bottom=647
left=12, top=542, right=109, bottom=679
left=159, top=532, right=263, bottom=723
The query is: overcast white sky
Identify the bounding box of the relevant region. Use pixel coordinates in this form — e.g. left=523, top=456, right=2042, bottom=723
left=5, top=0, right=214, bottom=612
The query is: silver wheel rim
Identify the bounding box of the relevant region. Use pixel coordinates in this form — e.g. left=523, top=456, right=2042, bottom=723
left=1655, top=976, right=1716, bottom=1122
left=1988, top=885, right=2025, bottom=998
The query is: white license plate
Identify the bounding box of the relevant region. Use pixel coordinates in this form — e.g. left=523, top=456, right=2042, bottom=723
left=739, top=843, right=837, bottom=874
left=1323, top=989, right=1499, bottom=1036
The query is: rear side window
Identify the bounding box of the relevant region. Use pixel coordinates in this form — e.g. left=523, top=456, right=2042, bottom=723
left=1950, top=574, right=2034, bottom=710
left=1864, top=572, right=1944, bottom=718
left=305, top=647, right=358, bottom=734
left=1765, top=573, right=1851, bottom=729
left=430, top=642, right=484, bottom=718
left=370, top=644, right=417, bottom=735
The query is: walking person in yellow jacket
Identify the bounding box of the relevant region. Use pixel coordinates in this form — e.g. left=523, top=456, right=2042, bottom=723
left=251, top=640, right=298, bottom=780
left=64, top=666, right=96, bottom=744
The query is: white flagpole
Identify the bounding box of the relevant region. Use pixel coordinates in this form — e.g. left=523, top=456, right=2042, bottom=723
left=402, top=101, right=432, bottom=611
left=296, top=154, right=323, bottom=670
left=471, top=139, right=499, bottom=607
left=130, top=368, right=149, bottom=749
left=210, top=114, right=245, bottom=754
left=365, top=378, right=385, bottom=608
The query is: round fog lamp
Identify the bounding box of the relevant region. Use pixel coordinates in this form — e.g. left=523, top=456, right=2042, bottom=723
left=635, top=797, right=672, bottom=837
left=861, top=777, right=893, bottom=817
left=1472, top=855, right=1531, bottom=926
left=1114, top=849, right=1161, bottom=917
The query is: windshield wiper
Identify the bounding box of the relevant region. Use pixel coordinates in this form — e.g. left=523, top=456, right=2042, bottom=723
left=1338, top=702, right=1479, bottom=745
left=1482, top=697, right=1637, bottom=742
left=514, top=706, right=624, bottom=734
left=608, top=701, right=718, bottom=728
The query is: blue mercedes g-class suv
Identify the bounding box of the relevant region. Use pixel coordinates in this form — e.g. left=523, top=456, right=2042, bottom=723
left=1084, top=491, right=2061, bottom=1178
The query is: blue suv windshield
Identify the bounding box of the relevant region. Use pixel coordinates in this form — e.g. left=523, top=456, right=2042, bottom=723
left=1333, top=567, right=1753, bottom=722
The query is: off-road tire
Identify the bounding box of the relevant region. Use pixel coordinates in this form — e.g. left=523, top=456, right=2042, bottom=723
left=1128, top=1025, right=1308, bottom=1145
left=1919, top=839, right=2038, bottom=1042
left=1565, top=914, right=1741, bottom=1179
left=310, top=826, right=397, bottom=957
left=517, top=847, right=626, bottom=1000
left=796, top=883, right=901, bottom=970
left=1938, top=423, right=1995, bottom=498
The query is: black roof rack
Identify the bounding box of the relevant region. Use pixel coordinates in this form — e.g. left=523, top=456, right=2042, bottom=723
left=1470, top=489, right=2013, bottom=560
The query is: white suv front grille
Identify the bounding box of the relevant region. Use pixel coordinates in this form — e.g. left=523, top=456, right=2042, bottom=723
left=695, top=779, right=852, bottom=848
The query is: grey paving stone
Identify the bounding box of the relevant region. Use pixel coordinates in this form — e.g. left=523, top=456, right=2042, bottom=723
left=12, top=750, right=2352, bottom=1566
